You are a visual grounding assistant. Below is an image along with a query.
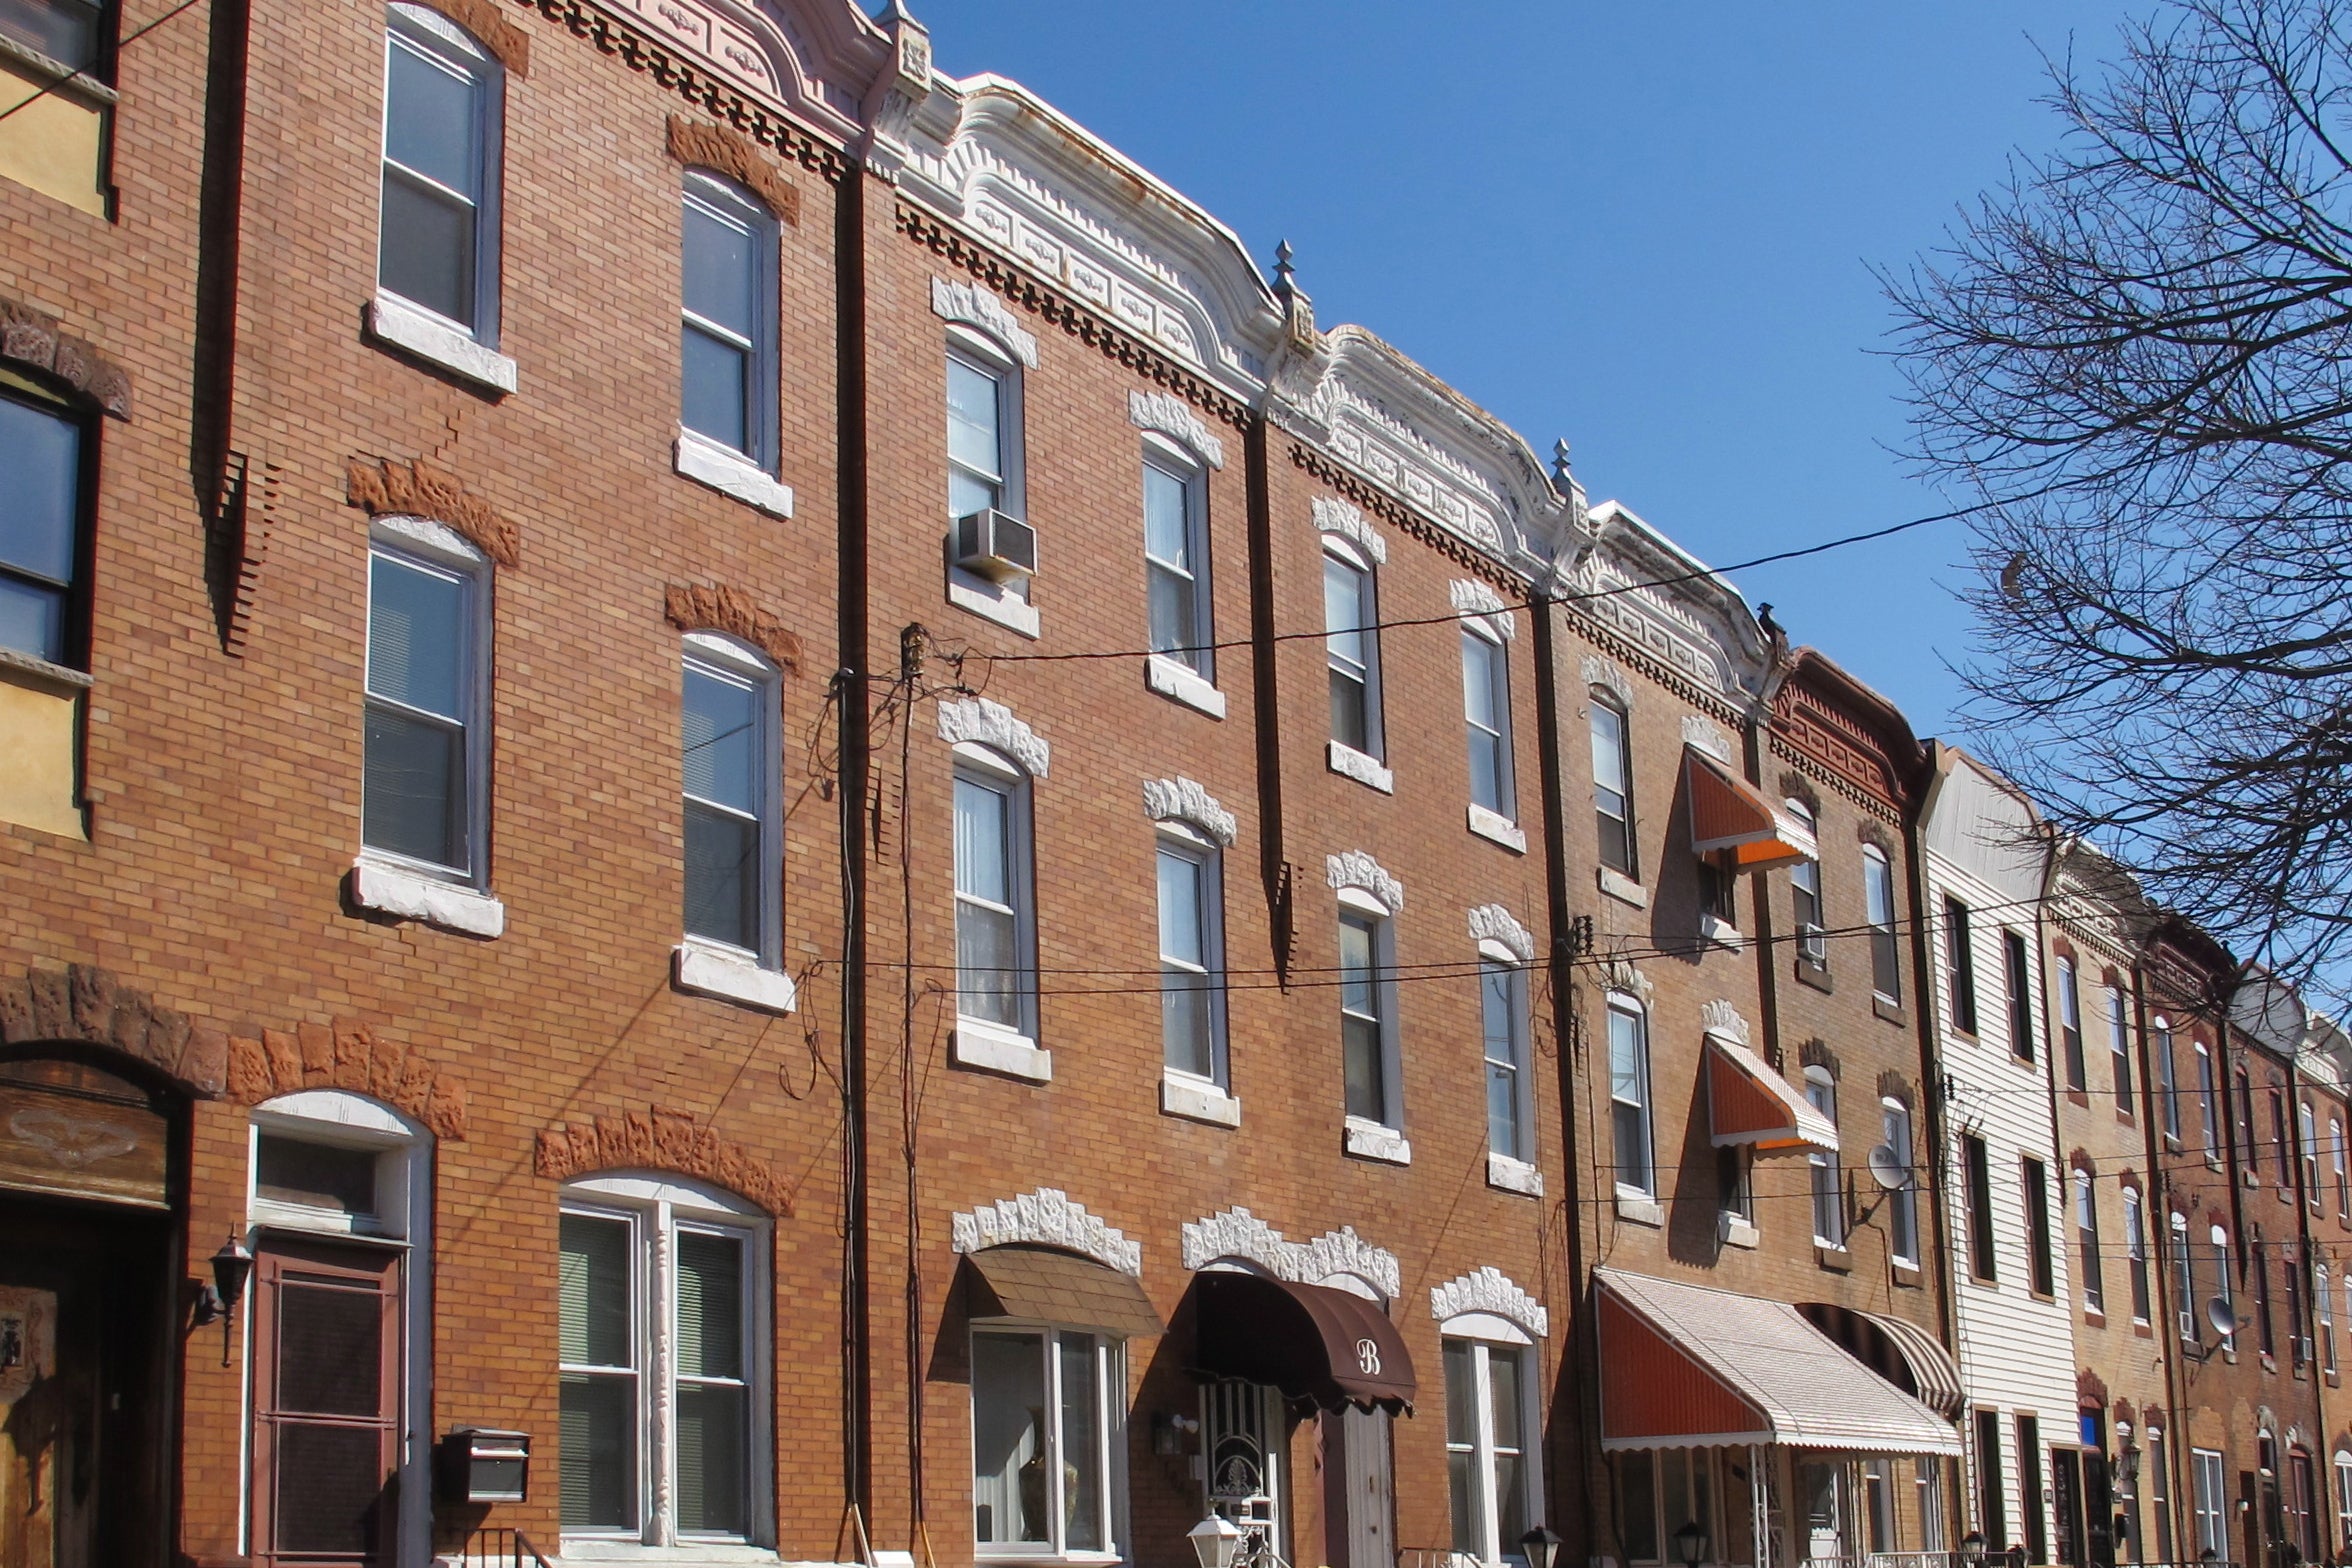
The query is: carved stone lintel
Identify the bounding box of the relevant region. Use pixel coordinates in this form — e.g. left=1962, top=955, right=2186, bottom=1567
left=1468, top=903, right=1535, bottom=963
left=1127, top=389, right=1225, bottom=468
left=931, top=277, right=1039, bottom=369
left=668, top=116, right=799, bottom=223
left=534, top=1105, right=788, bottom=1214
left=937, top=697, right=1051, bottom=778
left=346, top=456, right=520, bottom=568
left=1312, top=495, right=1387, bottom=565
left=1581, top=655, right=1631, bottom=703
left=1700, top=998, right=1752, bottom=1047
left=1142, top=777, right=1236, bottom=846
left=1180, top=1206, right=1402, bottom=1300
left=1450, top=579, right=1516, bottom=639
left=1600, top=956, right=1653, bottom=1006
left=0, top=295, right=132, bottom=418
left=1429, top=1265, right=1550, bottom=1338
left=950, top=1187, right=1142, bottom=1276
left=665, top=582, right=802, bottom=671
left=1682, top=713, right=1734, bottom=764
left=1326, top=849, right=1403, bottom=914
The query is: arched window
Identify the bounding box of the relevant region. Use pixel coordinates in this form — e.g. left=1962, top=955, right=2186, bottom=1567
left=1806, top=1067, right=1842, bottom=1246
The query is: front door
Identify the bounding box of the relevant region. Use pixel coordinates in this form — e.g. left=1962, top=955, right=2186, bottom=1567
left=1797, top=1460, right=1843, bottom=1567
left=2053, top=1449, right=2085, bottom=1567
left=249, top=1240, right=402, bottom=1567
left=1320, top=1405, right=1393, bottom=1568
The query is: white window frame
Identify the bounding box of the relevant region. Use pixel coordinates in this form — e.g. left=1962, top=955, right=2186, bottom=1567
left=1480, top=945, right=1532, bottom=1166
left=970, top=1324, right=1126, bottom=1563
left=2191, top=1448, right=2227, bottom=1558
left=1608, top=995, right=1654, bottom=1199
left=2170, top=1210, right=2194, bottom=1342
left=946, top=327, right=1026, bottom=521
left=2304, top=1100, right=2322, bottom=1206
left=2184, top=1029, right=2206, bottom=1154
left=1337, top=889, right=1402, bottom=1135
left=2057, top=955, right=2084, bottom=1091
left=1806, top=1067, right=1843, bottom=1247
left=2319, top=1262, right=2336, bottom=1375
left=2210, top=1223, right=2235, bottom=1352
left=1441, top=1324, right=1543, bottom=1568
left=1883, top=1097, right=1918, bottom=1265
left=1156, top=824, right=1227, bottom=1091
left=2335, top=1452, right=2352, bottom=1551
left=1460, top=620, right=1515, bottom=823
left=1323, top=537, right=1384, bottom=764
left=679, top=632, right=784, bottom=969
left=679, top=169, right=781, bottom=471
left=2123, top=1185, right=2150, bottom=1324
left=1788, top=801, right=1824, bottom=963
left=557, top=1174, right=772, bottom=1548
left=2334, top=1117, right=2347, bottom=1215
left=953, top=743, right=1039, bottom=1050
left=1589, top=694, right=1636, bottom=879
left=1141, top=434, right=1213, bottom=681
left=2075, top=1165, right=2104, bottom=1314
left=2107, top=985, right=2133, bottom=1110
left=361, top=519, right=491, bottom=885
left=1862, top=844, right=1899, bottom=1003
left=378, top=3, right=502, bottom=343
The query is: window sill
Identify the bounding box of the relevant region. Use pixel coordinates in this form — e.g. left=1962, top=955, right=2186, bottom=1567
left=1892, top=1259, right=1922, bottom=1288
left=367, top=291, right=516, bottom=393
left=1145, top=654, right=1226, bottom=718
left=349, top=855, right=505, bottom=938
left=1343, top=1115, right=1411, bottom=1165
left=1871, top=994, right=1906, bottom=1026
left=1467, top=804, right=1526, bottom=854
left=1697, top=914, right=1744, bottom=952
left=674, top=429, right=795, bottom=518
left=946, top=564, right=1040, bottom=639
left=1327, top=741, right=1393, bottom=794
left=549, top=1544, right=792, bottom=1565
left=673, top=940, right=797, bottom=1015
left=1161, top=1070, right=1239, bottom=1127
left=2083, top=1305, right=2107, bottom=1327
left=1597, top=866, right=1647, bottom=909
left=1615, top=1187, right=1664, bottom=1227
left=974, top=1554, right=1124, bottom=1568
left=1814, top=1242, right=1853, bottom=1272
left=0, top=32, right=118, bottom=106
left=0, top=647, right=91, bottom=693
left=2065, top=1088, right=2089, bottom=1106
left=1487, top=1151, right=1544, bottom=1197
left=1794, top=957, right=1832, bottom=993
left=1719, top=1211, right=1759, bottom=1249
left=952, top=1015, right=1051, bottom=1082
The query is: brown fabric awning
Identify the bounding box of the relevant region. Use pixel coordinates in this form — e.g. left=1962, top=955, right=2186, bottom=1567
left=964, top=1246, right=1164, bottom=1340
left=1191, top=1270, right=1416, bottom=1413
left=1687, top=750, right=1816, bottom=872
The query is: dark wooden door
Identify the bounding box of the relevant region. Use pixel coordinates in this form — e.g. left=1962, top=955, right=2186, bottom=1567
left=250, top=1241, right=401, bottom=1567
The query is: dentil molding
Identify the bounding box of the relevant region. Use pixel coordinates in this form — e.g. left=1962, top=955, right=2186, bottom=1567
left=951, top=1186, right=1141, bottom=1277
left=1181, top=1206, right=1402, bottom=1301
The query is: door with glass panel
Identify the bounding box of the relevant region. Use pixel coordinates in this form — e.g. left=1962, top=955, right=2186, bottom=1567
left=249, top=1241, right=402, bottom=1567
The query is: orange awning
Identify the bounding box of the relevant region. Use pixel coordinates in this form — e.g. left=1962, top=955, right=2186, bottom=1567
left=1686, top=750, right=1815, bottom=871
left=1705, top=1037, right=1838, bottom=1153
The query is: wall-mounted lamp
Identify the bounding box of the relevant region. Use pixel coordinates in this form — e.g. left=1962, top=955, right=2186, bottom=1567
left=1189, top=1513, right=1244, bottom=1568
left=192, top=1232, right=254, bottom=1365
left=1961, top=1530, right=1987, bottom=1567
left=1673, top=1519, right=1710, bottom=1568
left=1520, top=1526, right=1562, bottom=1568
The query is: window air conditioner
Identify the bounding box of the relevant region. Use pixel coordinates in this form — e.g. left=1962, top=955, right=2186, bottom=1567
left=954, top=508, right=1037, bottom=583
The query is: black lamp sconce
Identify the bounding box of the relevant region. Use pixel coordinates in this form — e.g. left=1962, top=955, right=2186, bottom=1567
left=192, top=1232, right=254, bottom=1365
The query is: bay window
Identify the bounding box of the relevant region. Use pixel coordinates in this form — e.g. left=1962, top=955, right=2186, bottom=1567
left=971, top=1328, right=1120, bottom=1558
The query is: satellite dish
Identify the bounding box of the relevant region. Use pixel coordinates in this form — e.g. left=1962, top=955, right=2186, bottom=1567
left=2207, top=1296, right=2241, bottom=1338
left=1866, top=1144, right=1909, bottom=1192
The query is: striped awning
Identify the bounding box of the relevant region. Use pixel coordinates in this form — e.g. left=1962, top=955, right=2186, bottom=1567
left=1687, top=750, right=1816, bottom=872
left=1597, top=1268, right=1962, bottom=1455
left=1705, top=1037, right=1839, bottom=1154
left=1796, top=1302, right=1965, bottom=1418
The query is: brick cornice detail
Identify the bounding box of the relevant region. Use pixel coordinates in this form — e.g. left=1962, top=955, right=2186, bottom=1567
left=433, top=0, right=531, bottom=74
left=0, top=964, right=469, bottom=1139
left=668, top=116, right=799, bottom=224
left=664, top=582, right=801, bottom=672
left=347, top=457, right=521, bottom=568
left=535, top=1105, right=793, bottom=1216
left=0, top=296, right=131, bottom=418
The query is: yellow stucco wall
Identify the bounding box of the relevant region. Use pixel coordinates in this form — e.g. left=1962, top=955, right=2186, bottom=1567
left=0, top=55, right=108, bottom=216
left=0, top=674, right=86, bottom=839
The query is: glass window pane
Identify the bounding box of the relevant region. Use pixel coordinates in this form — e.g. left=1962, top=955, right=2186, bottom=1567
left=0, top=394, right=79, bottom=586
left=1344, top=1014, right=1385, bottom=1123
left=1149, top=563, right=1198, bottom=664
left=675, top=1382, right=747, bottom=1536
left=560, top=1373, right=636, bottom=1529
left=681, top=326, right=752, bottom=454
left=1469, top=730, right=1506, bottom=814
left=1323, top=556, right=1366, bottom=663
left=949, top=466, right=1000, bottom=521
left=1487, top=1347, right=1524, bottom=1442
left=1442, top=1339, right=1475, bottom=1444
left=1163, top=971, right=1213, bottom=1078
left=683, top=663, right=759, bottom=814
left=1496, top=1448, right=1529, bottom=1555
left=363, top=705, right=466, bottom=868
left=0, top=0, right=100, bottom=69
left=385, top=38, right=480, bottom=195
left=1330, top=667, right=1369, bottom=752
left=957, top=903, right=1020, bottom=1027
left=1589, top=704, right=1627, bottom=794
left=1143, top=461, right=1190, bottom=572
left=1157, top=850, right=1204, bottom=966
left=675, top=1230, right=743, bottom=1380
left=0, top=576, right=66, bottom=662
left=684, top=800, right=759, bottom=949
left=368, top=553, right=467, bottom=718
left=1463, top=632, right=1502, bottom=728
left=972, top=1333, right=1048, bottom=1546
left=947, top=357, right=1002, bottom=485
left=1622, top=1452, right=1659, bottom=1563
left=1450, top=1450, right=1479, bottom=1556
left=1338, top=916, right=1376, bottom=1014
left=379, top=169, right=476, bottom=325
left=683, top=197, right=756, bottom=339
left=1058, top=1334, right=1103, bottom=1551
left=558, top=1213, right=632, bottom=1368
left=954, top=775, right=1011, bottom=905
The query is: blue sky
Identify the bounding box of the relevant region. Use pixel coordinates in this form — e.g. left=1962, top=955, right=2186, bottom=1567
left=913, top=0, right=2162, bottom=736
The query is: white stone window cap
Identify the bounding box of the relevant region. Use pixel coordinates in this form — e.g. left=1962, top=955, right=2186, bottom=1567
left=674, top=428, right=795, bottom=518
left=350, top=854, right=505, bottom=938
left=673, top=939, right=798, bottom=1014
left=367, top=291, right=517, bottom=394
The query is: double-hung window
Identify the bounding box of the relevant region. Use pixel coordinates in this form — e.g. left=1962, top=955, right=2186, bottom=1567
left=363, top=529, right=486, bottom=879
left=1143, top=444, right=1212, bottom=678
left=2170, top=1211, right=2195, bottom=1341
left=1883, top=1098, right=1918, bottom=1264
left=971, top=1327, right=1120, bottom=1557
left=681, top=637, right=780, bottom=960
left=2334, top=1117, right=2347, bottom=1215
left=680, top=172, right=779, bottom=469
left=2108, top=987, right=2133, bottom=1110
left=2332, top=1267, right=2345, bottom=1374
left=953, top=752, right=1036, bottom=1042
left=2076, top=1166, right=2104, bottom=1313
left=0, top=384, right=87, bottom=665
left=2191, top=1449, right=2227, bottom=1558
left=559, top=1179, right=767, bottom=1543
left=1157, top=831, right=1225, bottom=1087
left=1864, top=846, right=1901, bottom=1003
left=2304, top=1101, right=2322, bottom=1204
left=2123, top=1186, right=2150, bottom=1322
left=1963, top=1133, right=1996, bottom=1281
left=2237, top=1067, right=2258, bottom=1177
left=1608, top=999, right=1653, bottom=1197
left=1444, top=1337, right=1536, bottom=1567
left=2023, top=1155, right=2056, bottom=1296
left=1338, top=908, right=1396, bottom=1128
left=1324, top=544, right=1382, bottom=761
left=2274, top=1089, right=2294, bottom=1186
left=1788, top=803, right=1824, bottom=963
left=2003, top=930, right=2034, bottom=1061
left=1806, top=1069, right=1842, bottom=1247
left=1482, top=957, right=1529, bottom=1164
left=2210, top=1225, right=2235, bottom=1351
left=1590, top=697, right=1636, bottom=876
left=1943, top=897, right=1979, bottom=1034
left=2185, top=1030, right=2206, bottom=1153
left=1461, top=626, right=1514, bottom=822
left=378, top=5, right=501, bottom=339
left=2057, top=956, right=2084, bottom=1090
left=948, top=335, right=1021, bottom=524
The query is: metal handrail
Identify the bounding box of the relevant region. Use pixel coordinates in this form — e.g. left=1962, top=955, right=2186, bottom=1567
left=449, top=1527, right=555, bottom=1568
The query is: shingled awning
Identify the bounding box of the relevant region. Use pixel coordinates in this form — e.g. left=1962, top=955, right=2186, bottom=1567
left=964, top=1245, right=1163, bottom=1340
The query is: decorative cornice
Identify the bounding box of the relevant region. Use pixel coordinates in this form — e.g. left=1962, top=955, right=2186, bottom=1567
left=535, top=1104, right=788, bottom=1214
left=1469, top=904, right=1535, bottom=962
left=669, top=116, right=799, bottom=222
left=1700, top=999, right=1752, bottom=1047
left=346, top=456, right=520, bottom=568
left=951, top=1187, right=1141, bottom=1276
left=1128, top=389, right=1224, bottom=469
left=1600, top=956, right=1653, bottom=1006
left=1143, top=777, right=1236, bottom=847
left=1181, top=1206, right=1402, bottom=1300
left=1581, top=655, right=1631, bottom=704
left=665, top=582, right=801, bottom=671
left=1429, top=1265, right=1549, bottom=1338
left=0, top=295, right=130, bottom=418
left=1312, top=496, right=1387, bottom=565
left=1682, top=714, right=1734, bottom=765
left=1327, top=850, right=1403, bottom=914
left=1450, top=579, right=1516, bottom=639
left=931, top=276, right=1038, bottom=368
left=937, top=697, right=1050, bottom=778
